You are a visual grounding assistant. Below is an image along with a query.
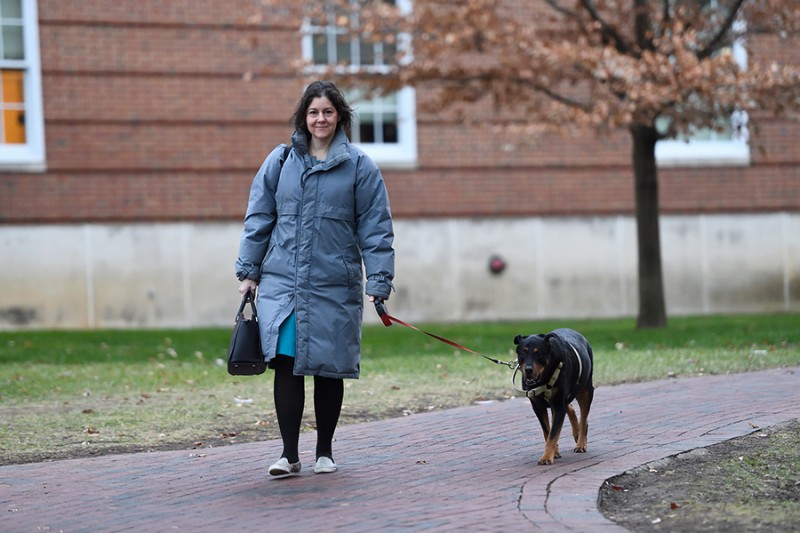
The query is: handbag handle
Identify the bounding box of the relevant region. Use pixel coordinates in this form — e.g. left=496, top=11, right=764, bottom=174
left=236, top=290, right=258, bottom=321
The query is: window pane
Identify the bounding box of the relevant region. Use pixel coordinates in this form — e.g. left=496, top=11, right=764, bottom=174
left=0, top=0, right=22, bottom=18
left=2, top=23, right=23, bottom=60
left=1, top=69, right=25, bottom=143
left=3, top=108, right=24, bottom=142
left=383, top=112, right=398, bottom=143
left=358, top=112, right=375, bottom=143
left=359, top=39, right=375, bottom=65
left=312, top=33, right=328, bottom=64
left=383, top=41, right=397, bottom=64
left=2, top=68, right=22, bottom=102
left=335, top=35, right=351, bottom=64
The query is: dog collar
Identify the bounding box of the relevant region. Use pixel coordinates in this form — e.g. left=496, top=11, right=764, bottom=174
left=526, top=362, right=563, bottom=401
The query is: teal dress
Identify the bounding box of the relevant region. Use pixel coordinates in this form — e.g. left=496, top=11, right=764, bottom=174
left=277, top=311, right=297, bottom=357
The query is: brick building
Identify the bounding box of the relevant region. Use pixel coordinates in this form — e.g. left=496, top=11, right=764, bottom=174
left=0, top=0, right=798, bottom=328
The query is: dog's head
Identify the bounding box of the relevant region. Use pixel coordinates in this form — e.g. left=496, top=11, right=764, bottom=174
left=514, top=333, right=556, bottom=389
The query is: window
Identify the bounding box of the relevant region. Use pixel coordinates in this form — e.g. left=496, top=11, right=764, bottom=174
left=656, top=1, right=748, bottom=168
left=303, top=0, right=417, bottom=168
left=0, top=0, right=44, bottom=171
left=655, top=109, right=749, bottom=168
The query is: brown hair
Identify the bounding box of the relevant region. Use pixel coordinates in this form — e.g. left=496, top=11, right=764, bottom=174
left=291, top=80, right=354, bottom=140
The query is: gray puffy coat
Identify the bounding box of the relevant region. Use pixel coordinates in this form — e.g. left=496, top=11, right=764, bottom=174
left=235, top=128, right=395, bottom=378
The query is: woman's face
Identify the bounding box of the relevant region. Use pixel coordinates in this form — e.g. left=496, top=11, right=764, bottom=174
left=306, top=96, right=339, bottom=144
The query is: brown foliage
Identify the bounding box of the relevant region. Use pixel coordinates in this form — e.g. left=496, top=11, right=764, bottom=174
left=289, top=0, right=800, bottom=138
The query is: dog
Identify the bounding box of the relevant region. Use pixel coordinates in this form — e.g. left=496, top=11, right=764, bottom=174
left=514, top=328, right=594, bottom=465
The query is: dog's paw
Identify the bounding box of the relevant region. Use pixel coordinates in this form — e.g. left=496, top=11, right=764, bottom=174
left=573, top=446, right=587, bottom=453
left=537, top=456, right=554, bottom=465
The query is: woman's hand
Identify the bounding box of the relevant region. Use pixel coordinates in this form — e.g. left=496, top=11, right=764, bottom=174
left=238, top=279, right=258, bottom=296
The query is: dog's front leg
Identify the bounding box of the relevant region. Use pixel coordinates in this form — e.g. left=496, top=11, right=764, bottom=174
left=539, top=403, right=567, bottom=465
left=530, top=399, right=557, bottom=459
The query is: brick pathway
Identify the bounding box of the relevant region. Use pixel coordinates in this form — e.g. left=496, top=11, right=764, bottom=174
left=2, top=366, right=798, bottom=532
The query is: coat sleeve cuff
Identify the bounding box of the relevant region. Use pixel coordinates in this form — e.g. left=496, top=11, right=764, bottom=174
left=235, top=264, right=260, bottom=282
left=366, top=277, right=394, bottom=300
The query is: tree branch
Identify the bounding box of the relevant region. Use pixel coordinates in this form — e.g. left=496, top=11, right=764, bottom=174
left=542, top=0, right=578, bottom=18
left=634, top=0, right=653, bottom=51
left=579, top=0, right=634, bottom=56
left=533, top=82, right=594, bottom=113
left=654, top=0, right=670, bottom=44
left=698, top=0, right=747, bottom=60
left=378, top=66, right=596, bottom=115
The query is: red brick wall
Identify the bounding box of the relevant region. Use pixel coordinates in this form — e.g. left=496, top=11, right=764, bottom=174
left=0, top=1, right=797, bottom=224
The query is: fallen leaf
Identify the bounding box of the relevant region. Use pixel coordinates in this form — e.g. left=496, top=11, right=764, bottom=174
left=670, top=502, right=681, bottom=510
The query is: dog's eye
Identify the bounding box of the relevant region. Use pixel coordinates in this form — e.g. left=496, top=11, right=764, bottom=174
left=533, top=348, right=539, bottom=353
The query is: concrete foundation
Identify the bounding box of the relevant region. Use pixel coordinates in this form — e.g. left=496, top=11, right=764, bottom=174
left=1, top=213, right=797, bottom=329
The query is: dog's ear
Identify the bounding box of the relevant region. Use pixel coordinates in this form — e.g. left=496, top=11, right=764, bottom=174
left=545, top=332, right=566, bottom=353
left=513, top=335, right=523, bottom=345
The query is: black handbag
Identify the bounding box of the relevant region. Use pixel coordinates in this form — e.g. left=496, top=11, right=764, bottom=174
left=227, top=291, right=266, bottom=375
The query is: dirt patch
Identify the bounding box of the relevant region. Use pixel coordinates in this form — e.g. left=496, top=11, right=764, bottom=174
left=598, top=419, right=800, bottom=532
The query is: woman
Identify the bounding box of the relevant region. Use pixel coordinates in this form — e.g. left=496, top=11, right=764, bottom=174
left=235, top=81, right=395, bottom=478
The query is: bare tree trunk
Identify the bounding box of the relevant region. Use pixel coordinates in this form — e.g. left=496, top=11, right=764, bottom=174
left=630, top=124, right=667, bottom=328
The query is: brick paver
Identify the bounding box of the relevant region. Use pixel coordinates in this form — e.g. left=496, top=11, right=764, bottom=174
left=2, top=366, right=798, bottom=532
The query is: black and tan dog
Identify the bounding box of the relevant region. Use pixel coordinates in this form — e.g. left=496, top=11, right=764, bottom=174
left=514, top=328, right=594, bottom=465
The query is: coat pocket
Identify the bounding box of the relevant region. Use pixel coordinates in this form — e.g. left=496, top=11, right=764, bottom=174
left=341, top=255, right=362, bottom=290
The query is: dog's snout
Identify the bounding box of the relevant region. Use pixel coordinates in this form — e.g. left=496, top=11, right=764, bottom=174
left=524, top=364, right=537, bottom=385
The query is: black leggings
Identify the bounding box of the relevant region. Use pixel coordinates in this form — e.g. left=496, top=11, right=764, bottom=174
left=272, top=355, right=344, bottom=464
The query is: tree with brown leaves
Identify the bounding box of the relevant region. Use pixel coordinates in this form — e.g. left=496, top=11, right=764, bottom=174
left=298, top=0, right=799, bottom=328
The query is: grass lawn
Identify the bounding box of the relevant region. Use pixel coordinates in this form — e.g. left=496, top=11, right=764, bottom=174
left=1, top=313, right=798, bottom=464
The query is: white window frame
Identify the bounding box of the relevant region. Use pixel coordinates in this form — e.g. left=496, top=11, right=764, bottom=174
left=0, top=0, right=45, bottom=172
left=656, top=13, right=749, bottom=168
left=302, top=0, right=417, bottom=169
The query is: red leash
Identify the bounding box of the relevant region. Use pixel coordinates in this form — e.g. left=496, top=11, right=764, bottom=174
left=373, top=300, right=514, bottom=368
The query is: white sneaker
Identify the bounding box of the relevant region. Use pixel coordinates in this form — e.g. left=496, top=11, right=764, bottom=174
left=268, top=457, right=301, bottom=478
left=314, top=456, right=337, bottom=474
